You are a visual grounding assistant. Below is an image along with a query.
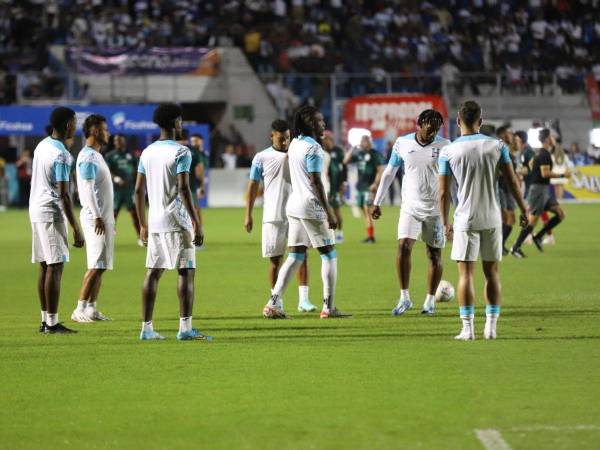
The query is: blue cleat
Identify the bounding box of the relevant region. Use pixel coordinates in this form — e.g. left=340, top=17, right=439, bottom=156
left=177, top=328, right=213, bottom=341
left=298, top=299, right=317, bottom=312
left=392, top=299, right=413, bottom=316
left=140, top=330, right=166, bottom=340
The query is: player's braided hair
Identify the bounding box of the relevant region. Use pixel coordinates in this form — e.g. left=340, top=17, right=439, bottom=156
left=292, top=105, right=319, bottom=138
left=417, top=109, right=444, bottom=128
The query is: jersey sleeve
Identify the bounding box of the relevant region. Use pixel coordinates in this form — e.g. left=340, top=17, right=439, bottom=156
left=53, top=151, right=71, bottom=182
left=306, top=145, right=323, bottom=173
left=499, top=143, right=512, bottom=164
left=389, top=141, right=403, bottom=169
left=137, top=159, right=145, bottom=174
left=249, top=154, right=263, bottom=181
left=375, top=151, right=385, bottom=166
left=175, top=147, right=192, bottom=174
left=538, top=150, right=553, bottom=166
left=438, top=146, right=451, bottom=176
left=79, top=160, right=98, bottom=180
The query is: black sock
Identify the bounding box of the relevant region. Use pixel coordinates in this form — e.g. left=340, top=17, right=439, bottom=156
left=534, top=216, right=562, bottom=240
left=513, top=225, right=533, bottom=250
left=502, top=224, right=513, bottom=246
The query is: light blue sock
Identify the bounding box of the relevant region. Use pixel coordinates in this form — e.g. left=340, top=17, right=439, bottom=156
left=459, top=305, right=474, bottom=319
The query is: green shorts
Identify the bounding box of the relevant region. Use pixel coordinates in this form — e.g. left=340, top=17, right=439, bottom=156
left=329, top=192, right=342, bottom=209
left=356, top=190, right=372, bottom=208
left=114, top=190, right=135, bottom=213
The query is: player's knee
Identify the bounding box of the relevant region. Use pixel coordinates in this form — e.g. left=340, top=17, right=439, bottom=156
left=557, top=209, right=566, bottom=221
left=399, top=240, right=413, bottom=255
left=429, top=250, right=442, bottom=267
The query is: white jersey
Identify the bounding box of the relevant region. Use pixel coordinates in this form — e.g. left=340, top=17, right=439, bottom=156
left=286, top=135, right=327, bottom=221
left=439, top=133, right=511, bottom=231
left=29, top=136, right=73, bottom=223
left=76, top=146, right=115, bottom=225
left=249, top=147, right=291, bottom=223
left=138, top=139, right=193, bottom=233
left=390, top=133, right=450, bottom=219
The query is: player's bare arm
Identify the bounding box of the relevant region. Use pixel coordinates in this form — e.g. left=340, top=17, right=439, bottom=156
left=540, top=165, right=571, bottom=180
left=244, top=179, right=260, bottom=233
left=59, top=180, right=84, bottom=248
left=439, top=174, right=453, bottom=240
left=134, top=172, right=148, bottom=245
left=500, top=161, right=529, bottom=228
left=177, top=171, right=204, bottom=246
left=310, top=172, right=337, bottom=229
left=195, top=161, right=205, bottom=197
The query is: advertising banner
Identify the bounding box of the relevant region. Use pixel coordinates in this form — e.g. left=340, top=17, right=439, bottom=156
left=564, top=165, right=600, bottom=200
left=66, top=47, right=219, bottom=76
left=585, top=75, right=600, bottom=123
left=343, top=94, right=449, bottom=149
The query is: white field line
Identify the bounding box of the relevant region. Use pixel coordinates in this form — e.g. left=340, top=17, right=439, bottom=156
left=510, top=425, right=600, bottom=432
left=475, top=429, right=514, bottom=450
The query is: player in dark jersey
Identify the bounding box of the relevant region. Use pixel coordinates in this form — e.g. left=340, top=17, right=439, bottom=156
left=510, top=129, right=569, bottom=257
left=105, top=135, right=141, bottom=242
left=322, top=131, right=346, bottom=243
left=496, top=126, right=519, bottom=254
left=344, top=135, right=385, bottom=243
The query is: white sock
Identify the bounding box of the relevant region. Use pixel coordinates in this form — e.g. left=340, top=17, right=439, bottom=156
left=142, top=321, right=153, bottom=332
left=179, top=316, right=192, bottom=333
left=272, top=254, right=305, bottom=299
left=400, top=289, right=410, bottom=301
left=76, top=300, right=87, bottom=312
left=86, top=301, right=96, bottom=312
left=47, top=313, right=58, bottom=327
left=41, top=310, right=47, bottom=323
left=298, top=285, right=309, bottom=305
left=462, top=317, right=474, bottom=330
left=423, top=294, right=435, bottom=309
left=321, top=251, right=338, bottom=311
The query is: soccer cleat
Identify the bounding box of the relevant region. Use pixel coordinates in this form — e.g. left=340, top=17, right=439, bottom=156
left=320, top=307, right=352, bottom=319
left=335, top=234, right=344, bottom=244
left=421, top=306, right=435, bottom=316
left=483, top=323, right=497, bottom=340
left=85, top=309, right=112, bottom=321
left=46, top=323, right=77, bottom=334
left=298, top=299, right=317, bottom=312
left=139, top=330, right=166, bottom=340
left=177, top=328, right=213, bottom=341
left=532, top=236, right=544, bottom=252
left=137, top=239, right=145, bottom=247
left=454, top=327, right=475, bottom=340
left=262, top=304, right=287, bottom=319
left=392, top=299, right=413, bottom=316
left=362, top=237, right=376, bottom=244
left=39, top=322, right=48, bottom=333
left=542, top=235, right=555, bottom=245
left=509, top=247, right=526, bottom=258
left=71, top=309, right=93, bottom=323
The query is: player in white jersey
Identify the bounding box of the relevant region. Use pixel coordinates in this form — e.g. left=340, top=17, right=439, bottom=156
left=30, top=107, right=84, bottom=334
left=134, top=103, right=210, bottom=341
left=244, top=120, right=317, bottom=313
left=372, top=110, right=450, bottom=316
left=438, top=101, right=528, bottom=340
left=263, top=106, right=350, bottom=319
left=71, top=114, right=114, bottom=323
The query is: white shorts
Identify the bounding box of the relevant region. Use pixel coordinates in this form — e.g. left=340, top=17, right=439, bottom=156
left=451, top=227, right=502, bottom=262
left=146, top=229, right=196, bottom=269
left=82, top=221, right=114, bottom=270
left=288, top=216, right=334, bottom=249
left=397, top=211, right=445, bottom=248
left=262, top=221, right=288, bottom=258
left=31, top=222, right=69, bottom=264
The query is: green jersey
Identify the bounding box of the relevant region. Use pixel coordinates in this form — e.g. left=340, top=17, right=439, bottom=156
left=352, top=149, right=384, bottom=191
left=189, top=147, right=208, bottom=190
left=105, top=149, right=137, bottom=191
left=328, top=146, right=346, bottom=192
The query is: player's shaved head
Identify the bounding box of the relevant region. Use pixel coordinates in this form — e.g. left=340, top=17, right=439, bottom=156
left=458, top=101, right=482, bottom=127
left=50, top=106, right=76, bottom=136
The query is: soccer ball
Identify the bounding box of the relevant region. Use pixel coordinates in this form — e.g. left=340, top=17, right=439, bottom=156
left=435, top=280, right=455, bottom=302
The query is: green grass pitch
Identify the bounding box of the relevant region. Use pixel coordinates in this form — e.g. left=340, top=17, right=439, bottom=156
left=1, top=204, right=599, bottom=450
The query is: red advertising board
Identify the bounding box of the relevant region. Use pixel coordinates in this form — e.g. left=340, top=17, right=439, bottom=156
left=585, top=75, right=600, bottom=123
left=343, top=94, right=449, bottom=144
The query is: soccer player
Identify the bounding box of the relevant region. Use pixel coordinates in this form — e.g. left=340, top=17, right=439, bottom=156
left=71, top=114, right=114, bottom=323
left=371, top=109, right=450, bottom=316
left=134, top=103, right=209, bottom=341
left=439, top=101, right=528, bottom=340
left=30, top=107, right=84, bottom=333
left=344, top=135, right=385, bottom=243
left=189, top=134, right=208, bottom=206
left=322, top=131, right=346, bottom=243
left=262, top=106, right=349, bottom=319
left=510, top=129, right=569, bottom=257
left=496, top=125, right=519, bottom=254
left=105, top=134, right=141, bottom=243
left=245, top=119, right=317, bottom=313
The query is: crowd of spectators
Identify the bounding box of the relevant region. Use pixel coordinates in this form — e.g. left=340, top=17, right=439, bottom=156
left=2, top=0, right=600, bottom=105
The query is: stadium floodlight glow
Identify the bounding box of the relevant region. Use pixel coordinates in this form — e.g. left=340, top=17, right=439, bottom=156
left=527, top=127, right=544, bottom=148
left=348, top=128, right=371, bottom=147
left=590, top=128, right=600, bottom=147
